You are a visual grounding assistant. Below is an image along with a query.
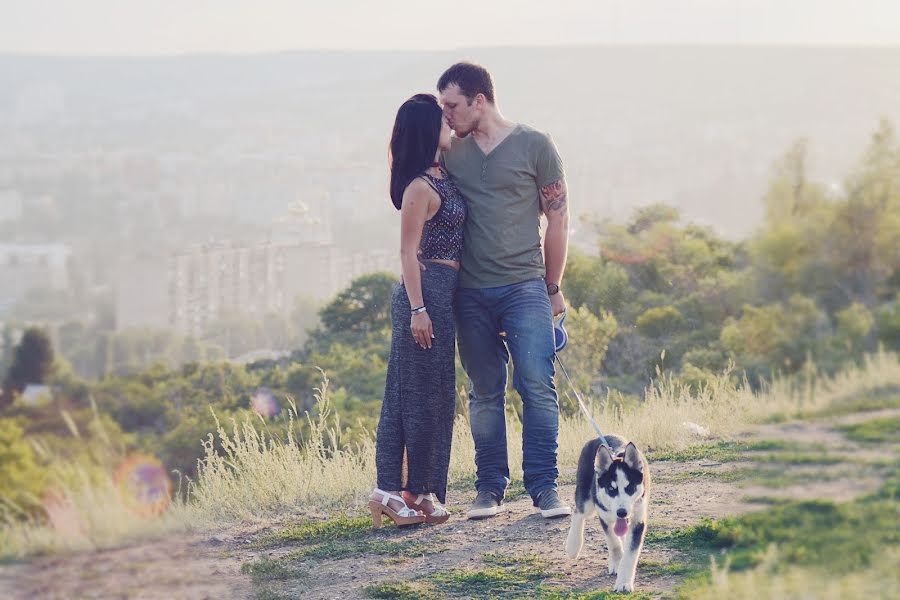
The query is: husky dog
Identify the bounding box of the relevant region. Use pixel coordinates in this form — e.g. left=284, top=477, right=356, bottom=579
left=565, top=434, right=650, bottom=593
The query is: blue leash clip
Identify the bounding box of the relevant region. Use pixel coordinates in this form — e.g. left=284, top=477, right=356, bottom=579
left=553, top=310, right=568, bottom=353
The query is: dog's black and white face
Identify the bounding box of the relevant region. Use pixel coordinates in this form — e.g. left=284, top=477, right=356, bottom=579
left=594, top=443, right=645, bottom=536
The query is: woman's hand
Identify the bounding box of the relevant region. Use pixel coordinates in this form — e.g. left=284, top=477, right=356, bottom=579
left=410, top=311, right=434, bottom=349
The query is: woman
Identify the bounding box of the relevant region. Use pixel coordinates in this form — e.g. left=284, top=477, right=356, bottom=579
left=369, top=94, right=466, bottom=527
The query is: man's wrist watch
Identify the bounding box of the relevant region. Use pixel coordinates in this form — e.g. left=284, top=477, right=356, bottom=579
left=546, top=282, right=560, bottom=296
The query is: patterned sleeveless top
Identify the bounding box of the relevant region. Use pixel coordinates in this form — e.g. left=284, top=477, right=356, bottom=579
left=418, top=171, right=467, bottom=262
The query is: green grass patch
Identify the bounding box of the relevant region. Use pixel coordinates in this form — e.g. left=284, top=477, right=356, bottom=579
left=743, top=469, right=826, bottom=489
left=482, top=551, right=545, bottom=567
left=240, top=556, right=304, bottom=583
left=535, top=591, right=651, bottom=600
left=245, top=530, right=445, bottom=583
left=648, top=439, right=810, bottom=463
left=755, top=451, right=842, bottom=465
left=431, top=566, right=549, bottom=598
left=740, top=495, right=793, bottom=506
left=647, top=524, right=722, bottom=551
left=293, top=537, right=442, bottom=560
left=651, top=446, right=847, bottom=485
left=423, top=552, right=554, bottom=598
left=253, top=591, right=295, bottom=600
left=764, top=390, right=899, bottom=423
left=813, top=390, right=900, bottom=418
left=506, top=479, right=529, bottom=501
left=839, top=415, right=900, bottom=444
left=655, top=467, right=754, bottom=484
left=257, top=513, right=373, bottom=547
left=870, top=463, right=900, bottom=500
left=674, top=460, right=900, bottom=598
left=364, top=581, right=438, bottom=599
left=736, top=466, right=854, bottom=489
left=366, top=553, right=643, bottom=600
left=638, top=559, right=702, bottom=578
left=659, top=440, right=840, bottom=467
left=657, top=498, right=899, bottom=574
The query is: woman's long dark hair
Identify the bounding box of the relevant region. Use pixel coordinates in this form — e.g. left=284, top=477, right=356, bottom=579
left=389, top=94, right=442, bottom=210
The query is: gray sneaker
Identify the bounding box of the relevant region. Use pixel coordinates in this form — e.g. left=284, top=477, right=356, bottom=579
left=533, top=489, right=572, bottom=518
left=466, top=490, right=504, bottom=520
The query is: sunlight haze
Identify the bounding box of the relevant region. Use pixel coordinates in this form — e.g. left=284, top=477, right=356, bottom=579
left=2, top=0, right=899, bottom=55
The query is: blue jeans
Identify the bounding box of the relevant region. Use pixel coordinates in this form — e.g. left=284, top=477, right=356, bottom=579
left=455, top=277, right=559, bottom=501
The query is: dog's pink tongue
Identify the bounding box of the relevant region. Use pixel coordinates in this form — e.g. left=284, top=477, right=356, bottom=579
left=614, top=518, right=629, bottom=537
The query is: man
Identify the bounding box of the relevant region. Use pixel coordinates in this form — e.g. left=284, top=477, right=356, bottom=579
left=438, top=62, right=572, bottom=519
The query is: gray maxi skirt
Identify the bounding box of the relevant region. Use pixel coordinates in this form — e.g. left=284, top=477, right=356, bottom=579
left=375, top=263, right=459, bottom=503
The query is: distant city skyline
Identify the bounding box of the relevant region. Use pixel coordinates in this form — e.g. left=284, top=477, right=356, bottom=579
left=2, top=0, right=898, bottom=55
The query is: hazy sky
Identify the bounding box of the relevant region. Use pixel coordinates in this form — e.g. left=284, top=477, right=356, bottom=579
left=2, top=0, right=899, bottom=55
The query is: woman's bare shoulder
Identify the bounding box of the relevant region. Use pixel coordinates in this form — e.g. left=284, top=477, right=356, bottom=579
left=402, top=177, right=440, bottom=208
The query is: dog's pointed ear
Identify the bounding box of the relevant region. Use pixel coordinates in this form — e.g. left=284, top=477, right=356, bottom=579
left=595, top=444, right=614, bottom=471
left=623, top=442, right=643, bottom=472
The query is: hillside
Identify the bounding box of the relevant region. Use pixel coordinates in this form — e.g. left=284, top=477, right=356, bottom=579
left=3, top=399, right=898, bottom=599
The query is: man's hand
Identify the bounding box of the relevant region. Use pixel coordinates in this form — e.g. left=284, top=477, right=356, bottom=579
left=400, top=260, right=428, bottom=285
left=550, top=290, right=567, bottom=317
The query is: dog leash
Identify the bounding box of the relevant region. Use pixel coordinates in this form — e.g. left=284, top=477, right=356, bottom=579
left=553, top=311, right=611, bottom=450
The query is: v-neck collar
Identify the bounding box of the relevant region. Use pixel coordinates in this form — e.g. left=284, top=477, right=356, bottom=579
left=471, top=123, right=520, bottom=159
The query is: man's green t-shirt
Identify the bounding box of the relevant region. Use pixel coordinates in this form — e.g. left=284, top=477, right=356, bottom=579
left=443, top=123, right=565, bottom=289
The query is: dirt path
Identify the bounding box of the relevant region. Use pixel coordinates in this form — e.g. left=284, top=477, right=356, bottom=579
left=3, top=408, right=897, bottom=600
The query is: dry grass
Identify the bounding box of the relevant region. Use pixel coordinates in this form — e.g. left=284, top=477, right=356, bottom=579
left=2, top=349, right=898, bottom=559
left=0, top=466, right=197, bottom=558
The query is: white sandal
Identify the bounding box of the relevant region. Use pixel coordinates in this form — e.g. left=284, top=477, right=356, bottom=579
left=410, top=493, right=450, bottom=524
left=368, top=489, right=425, bottom=528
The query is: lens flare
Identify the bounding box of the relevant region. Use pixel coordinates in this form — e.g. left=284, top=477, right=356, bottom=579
left=251, top=386, right=280, bottom=418
left=113, top=454, right=172, bottom=517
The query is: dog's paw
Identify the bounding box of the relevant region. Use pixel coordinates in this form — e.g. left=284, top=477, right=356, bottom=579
left=612, top=581, right=633, bottom=593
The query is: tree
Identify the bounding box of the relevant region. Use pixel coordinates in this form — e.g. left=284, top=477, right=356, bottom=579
left=834, top=302, right=875, bottom=355
left=761, top=139, right=824, bottom=223
left=750, top=139, right=832, bottom=306
left=318, top=272, right=396, bottom=338
left=876, top=294, right=900, bottom=351
left=565, top=249, right=637, bottom=318
left=1, top=327, right=55, bottom=409
left=720, top=295, right=831, bottom=383
left=636, top=306, right=686, bottom=339
left=826, top=119, right=900, bottom=308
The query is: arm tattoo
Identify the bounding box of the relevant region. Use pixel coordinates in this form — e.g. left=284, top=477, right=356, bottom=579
left=541, top=179, right=568, bottom=213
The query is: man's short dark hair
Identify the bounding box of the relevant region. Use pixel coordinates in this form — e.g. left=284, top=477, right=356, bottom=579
left=437, top=62, right=495, bottom=105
